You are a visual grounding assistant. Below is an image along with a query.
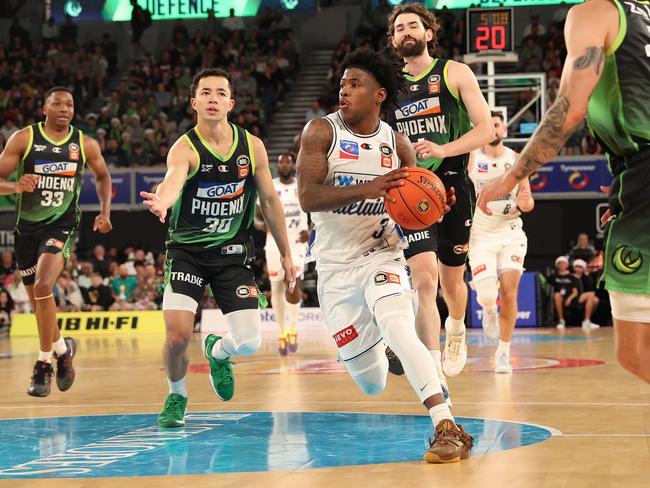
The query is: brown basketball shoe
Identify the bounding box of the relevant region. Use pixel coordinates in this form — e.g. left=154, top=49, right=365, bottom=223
left=424, top=419, right=473, bottom=463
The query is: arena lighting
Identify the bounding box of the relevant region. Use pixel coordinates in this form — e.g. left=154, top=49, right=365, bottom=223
left=102, top=0, right=261, bottom=21
left=64, top=0, right=83, bottom=17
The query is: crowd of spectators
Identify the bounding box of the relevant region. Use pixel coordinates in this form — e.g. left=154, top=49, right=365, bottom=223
left=0, top=8, right=300, bottom=168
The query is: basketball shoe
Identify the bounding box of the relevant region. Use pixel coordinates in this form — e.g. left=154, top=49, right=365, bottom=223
left=494, top=351, right=512, bottom=374
left=424, top=419, right=473, bottom=463
left=386, top=347, right=404, bottom=375
left=442, top=322, right=467, bottom=377
left=279, top=336, right=288, bottom=356
left=157, top=393, right=188, bottom=428
left=54, top=337, right=77, bottom=391
left=288, top=329, right=298, bottom=353
left=27, top=360, right=54, bottom=397
left=482, top=309, right=500, bottom=340
left=201, top=334, right=234, bottom=401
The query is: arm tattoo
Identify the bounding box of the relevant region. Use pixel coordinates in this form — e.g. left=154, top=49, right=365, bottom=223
left=512, top=95, right=580, bottom=181
left=573, top=46, right=605, bottom=74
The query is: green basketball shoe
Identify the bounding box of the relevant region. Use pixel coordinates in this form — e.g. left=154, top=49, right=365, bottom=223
left=201, top=334, right=234, bottom=401
left=157, top=393, right=188, bottom=428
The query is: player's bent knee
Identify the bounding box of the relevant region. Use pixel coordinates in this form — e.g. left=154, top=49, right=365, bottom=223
left=232, top=336, right=262, bottom=356
left=474, top=279, right=498, bottom=308
left=33, top=279, right=54, bottom=298
left=346, top=342, right=389, bottom=396
left=226, top=309, right=262, bottom=356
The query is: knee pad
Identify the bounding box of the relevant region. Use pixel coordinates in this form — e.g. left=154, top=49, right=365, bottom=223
left=225, top=309, right=262, bottom=356
left=474, top=278, right=498, bottom=309
left=344, top=340, right=388, bottom=396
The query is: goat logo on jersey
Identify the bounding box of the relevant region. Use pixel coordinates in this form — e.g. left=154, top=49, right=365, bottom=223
left=339, top=140, right=359, bottom=160
left=394, top=97, right=441, bottom=120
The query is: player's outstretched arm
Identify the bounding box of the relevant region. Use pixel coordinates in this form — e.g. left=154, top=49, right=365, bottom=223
left=0, top=128, right=37, bottom=194
left=140, top=137, right=194, bottom=223
left=252, top=135, right=296, bottom=287
left=477, top=1, right=616, bottom=214
left=84, top=136, right=113, bottom=233
left=297, top=119, right=409, bottom=212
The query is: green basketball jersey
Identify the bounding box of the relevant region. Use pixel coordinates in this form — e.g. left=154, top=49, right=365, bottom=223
left=17, top=122, right=85, bottom=231
left=587, top=0, right=650, bottom=174
left=167, top=123, right=257, bottom=250
left=387, top=58, right=472, bottom=175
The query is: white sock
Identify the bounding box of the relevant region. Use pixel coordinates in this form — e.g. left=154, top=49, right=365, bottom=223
left=211, top=335, right=236, bottom=360
left=429, top=402, right=454, bottom=427
left=430, top=350, right=443, bottom=375
left=446, top=315, right=466, bottom=336
left=38, top=350, right=52, bottom=363
left=287, top=302, right=300, bottom=333
left=53, top=336, right=67, bottom=356
left=271, top=280, right=287, bottom=336
left=168, top=377, right=187, bottom=397
left=497, top=340, right=511, bottom=356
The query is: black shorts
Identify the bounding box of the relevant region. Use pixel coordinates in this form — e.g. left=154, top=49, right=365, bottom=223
left=163, top=246, right=259, bottom=315
left=403, top=175, right=475, bottom=266
left=14, top=224, right=77, bottom=286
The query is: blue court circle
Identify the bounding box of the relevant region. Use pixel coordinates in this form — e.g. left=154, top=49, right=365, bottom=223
left=0, top=412, right=555, bottom=478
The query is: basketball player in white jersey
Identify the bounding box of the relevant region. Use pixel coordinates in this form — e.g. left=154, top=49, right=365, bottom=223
left=468, top=112, right=534, bottom=373
left=297, top=47, right=472, bottom=463
left=255, top=153, right=309, bottom=355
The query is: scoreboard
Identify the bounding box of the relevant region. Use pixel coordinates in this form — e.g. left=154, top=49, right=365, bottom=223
left=466, top=8, right=514, bottom=55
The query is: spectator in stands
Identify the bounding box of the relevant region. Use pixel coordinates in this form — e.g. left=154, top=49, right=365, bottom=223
left=223, top=8, right=245, bottom=32
left=569, top=232, right=597, bottom=263
left=548, top=256, right=579, bottom=329
left=77, top=262, right=94, bottom=289
left=133, top=264, right=160, bottom=310
left=519, top=36, right=543, bottom=72
left=523, top=14, right=546, bottom=38
left=55, top=271, right=84, bottom=312
left=570, top=259, right=600, bottom=330
left=41, top=16, right=58, bottom=44
left=305, top=100, right=326, bottom=122
left=130, top=0, right=152, bottom=49
left=59, top=14, right=78, bottom=48
left=111, top=264, right=137, bottom=300
left=82, top=272, right=114, bottom=311
left=5, top=269, right=29, bottom=313
left=0, top=290, right=14, bottom=333
left=91, top=244, right=111, bottom=278
left=0, top=250, right=15, bottom=277
left=127, top=142, right=150, bottom=167
left=0, top=118, right=18, bottom=141
left=104, top=138, right=126, bottom=167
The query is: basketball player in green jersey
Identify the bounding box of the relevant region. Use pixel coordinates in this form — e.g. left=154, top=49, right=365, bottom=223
left=140, top=68, right=295, bottom=427
left=479, top=0, right=650, bottom=384
left=0, top=86, right=112, bottom=397
left=386, top=4, right=494, bottom=398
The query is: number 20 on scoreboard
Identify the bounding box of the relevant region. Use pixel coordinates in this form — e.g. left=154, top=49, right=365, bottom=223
left=467, top=8, right=514, bottom=54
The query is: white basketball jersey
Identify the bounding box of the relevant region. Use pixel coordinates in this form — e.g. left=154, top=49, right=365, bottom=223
left=469, top=146, right=522, bottom=233
left=265, top=177, right=308, bottom=256
left=309, top=112, right=405, bottom=271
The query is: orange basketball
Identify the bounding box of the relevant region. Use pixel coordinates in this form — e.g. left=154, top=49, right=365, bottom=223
left=384, top=167, right=446, bottom=230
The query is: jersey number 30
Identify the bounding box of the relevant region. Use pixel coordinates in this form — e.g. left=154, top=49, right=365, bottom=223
left=202, top=217, right=233, bottom=234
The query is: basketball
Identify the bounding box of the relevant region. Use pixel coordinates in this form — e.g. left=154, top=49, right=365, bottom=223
left=384, top=167, right=446, bottom=230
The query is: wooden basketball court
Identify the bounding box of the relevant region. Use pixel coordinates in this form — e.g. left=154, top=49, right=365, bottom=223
left=0, top=327, right=648, bottom=487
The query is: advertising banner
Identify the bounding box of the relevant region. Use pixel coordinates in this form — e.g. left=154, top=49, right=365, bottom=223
left=201, top=307, right=328, bottom=333
left=529, top=158, right=612, bottom=195
left=11, top=311, right=165, bottom=336
left=79, top=172, right=132, bottom=206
